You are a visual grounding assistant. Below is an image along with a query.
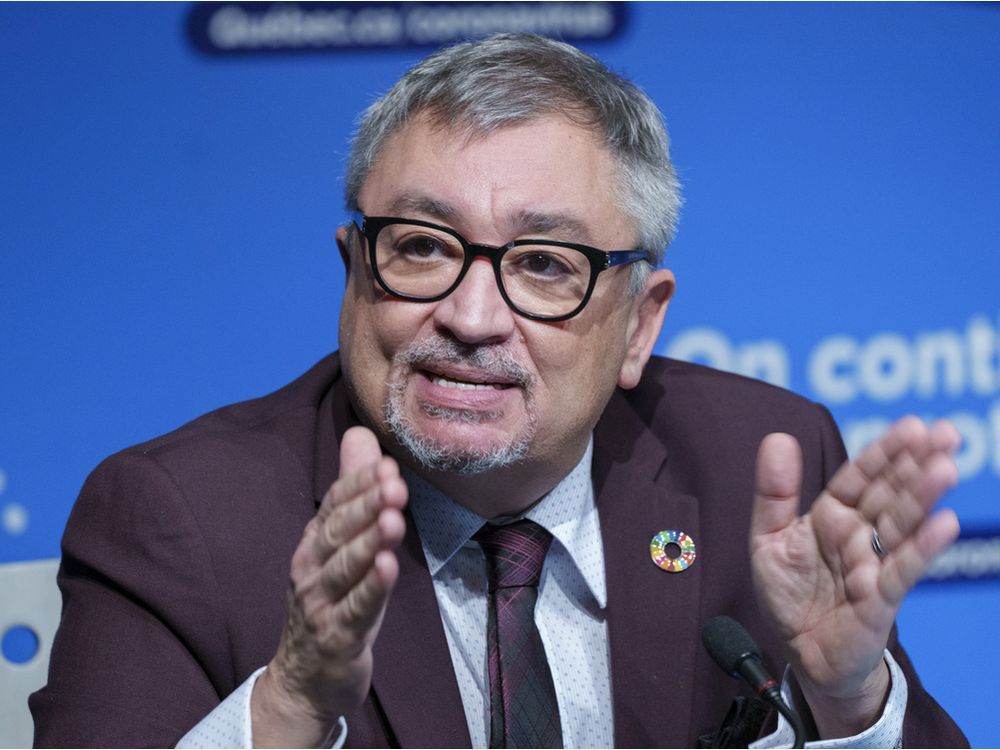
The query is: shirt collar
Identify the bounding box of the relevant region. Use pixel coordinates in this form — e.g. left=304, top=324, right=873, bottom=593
left=406, top=438, right=607, bottom=609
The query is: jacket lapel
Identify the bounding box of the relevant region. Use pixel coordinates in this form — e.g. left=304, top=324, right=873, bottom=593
left=595, top=390, right=703, bottom=748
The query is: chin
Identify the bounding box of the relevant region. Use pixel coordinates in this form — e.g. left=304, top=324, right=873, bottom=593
left=386, top=402, right=536, bottom=476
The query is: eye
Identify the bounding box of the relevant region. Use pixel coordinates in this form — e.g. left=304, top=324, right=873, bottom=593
left=395, top=233, right=450, bottom=259
left=511, top=250, right=576, bottom=280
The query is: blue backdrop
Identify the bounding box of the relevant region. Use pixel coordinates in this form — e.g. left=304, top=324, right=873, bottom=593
left=2, top=3, right=998, bottom=744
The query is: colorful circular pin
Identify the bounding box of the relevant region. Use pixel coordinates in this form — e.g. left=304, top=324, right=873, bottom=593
left=650, top=529, right=697, bottom=573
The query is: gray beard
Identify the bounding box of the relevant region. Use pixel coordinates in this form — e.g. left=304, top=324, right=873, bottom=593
left=385, top=337, right=536, bottom=476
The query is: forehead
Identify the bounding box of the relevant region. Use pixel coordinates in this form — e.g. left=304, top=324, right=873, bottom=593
left=358, top=113, right=633, bottom=246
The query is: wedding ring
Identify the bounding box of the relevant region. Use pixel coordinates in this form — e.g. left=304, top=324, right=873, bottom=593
left=871, top=528, right=888, bottom=559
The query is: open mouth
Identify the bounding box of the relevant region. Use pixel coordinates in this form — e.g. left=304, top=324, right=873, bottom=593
left=429, top=373, right=510, bottom=391
left=422, top=369, right=515, bottom=391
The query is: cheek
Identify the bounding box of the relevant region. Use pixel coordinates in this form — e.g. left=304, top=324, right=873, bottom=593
left=529, top=316, right=631, bottom=417
left=339, top=282, right=396, bottom=424
left=340, top=282, right=436, bottom=389
left=342, top=267, right=403, bottom=354
left=529, top=332, right=621, bottom=417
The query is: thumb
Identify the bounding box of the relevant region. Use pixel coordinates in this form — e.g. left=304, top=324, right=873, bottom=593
left=750, top=432, right=804, bottom=540
left=339, top=425, right=383, bottom=479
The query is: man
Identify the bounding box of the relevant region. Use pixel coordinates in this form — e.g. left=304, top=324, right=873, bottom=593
left=32, top=34, right=966, bottom=748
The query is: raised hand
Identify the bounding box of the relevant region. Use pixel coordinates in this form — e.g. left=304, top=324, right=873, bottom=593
left=251, top=426, right=408, bottom=747
left=750, top=416, right=960, bottom=738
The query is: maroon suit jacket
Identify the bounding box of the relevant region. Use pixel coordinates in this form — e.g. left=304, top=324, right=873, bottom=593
left=31, top=354, right=967, bottom=747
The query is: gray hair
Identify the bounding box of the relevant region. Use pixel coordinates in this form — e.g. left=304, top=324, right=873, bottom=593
left=344, top=33, right=681, bottom=294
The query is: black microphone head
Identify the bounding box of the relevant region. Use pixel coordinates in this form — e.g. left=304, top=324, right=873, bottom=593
left=701, top=615, right=762, bottom=676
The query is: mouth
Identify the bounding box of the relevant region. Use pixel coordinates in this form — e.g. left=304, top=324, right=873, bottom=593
left=422, top=367, right=518, bottom=392
left=383, top=339, right=539, bottom=469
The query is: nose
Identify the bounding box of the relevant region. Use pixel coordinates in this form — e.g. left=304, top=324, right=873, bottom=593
left=432, top=258, right=517, bottom=345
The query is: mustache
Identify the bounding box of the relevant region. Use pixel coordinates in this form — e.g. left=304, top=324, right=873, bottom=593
left=394, top=336, right=533, bottom=388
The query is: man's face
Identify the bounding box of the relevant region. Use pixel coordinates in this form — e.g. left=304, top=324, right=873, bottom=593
left=338, top=113, right=672, bottom=496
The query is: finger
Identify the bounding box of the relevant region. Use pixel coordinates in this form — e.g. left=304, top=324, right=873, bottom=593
left=750, top=432, right=803, bottom=540
left=856, top=418, right=960, bottom=525
left=855, top=446, right=921, bottom=523
left=317, top=506, right=406, bottom=603
left=874, top=453, right=958, bottom=550
left=315, top=428, right=393, bottom=524
left=929, top=419, right=962, bottom=454
left=318, top=427, right=384, bottom=517
left=316, top=459, right=389, bottom=527
left=851, top=418, right=959, bottom=548
left=319, top=525, right=381, bottom=604
left=825, top=416, right=928, bottom=508
left=317, top=549, right=400, bottom=659
left=878, top=509, right=960, bottom=606
left=334, top=549, right=400, bottom=644
left=341, top=426, right=383, bottom=478
left=313, top=467, right=408, bottom=562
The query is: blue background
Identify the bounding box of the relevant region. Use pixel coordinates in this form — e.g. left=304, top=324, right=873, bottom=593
left=2, top=3, right=998, bottom=744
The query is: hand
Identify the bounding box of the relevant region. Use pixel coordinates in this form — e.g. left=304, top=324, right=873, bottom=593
left=750, top=416, right=960, bottom=739
left=251, top=426, right=408, bottom=747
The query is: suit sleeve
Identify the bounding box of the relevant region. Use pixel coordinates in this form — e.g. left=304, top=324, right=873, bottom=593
left=30, top=452, right=235, bottom=748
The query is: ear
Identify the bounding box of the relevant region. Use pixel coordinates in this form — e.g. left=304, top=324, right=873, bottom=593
left=336, top=225, right=352, bottom=273
left=617, top=268, right=675, bottom=390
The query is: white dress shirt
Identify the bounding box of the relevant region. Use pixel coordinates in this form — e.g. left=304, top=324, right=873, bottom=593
left=178, top=439, right=906, bottom=748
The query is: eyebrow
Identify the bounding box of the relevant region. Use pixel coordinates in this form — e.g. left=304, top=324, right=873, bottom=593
left=509, top=209, right=595, bottom=244
left=384, top=193, right=596, bottom=245
left=386, top=194, right=459, bottom=223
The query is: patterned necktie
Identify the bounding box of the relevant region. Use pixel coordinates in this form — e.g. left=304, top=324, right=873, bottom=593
left=474, top=520, right=563, bottom=749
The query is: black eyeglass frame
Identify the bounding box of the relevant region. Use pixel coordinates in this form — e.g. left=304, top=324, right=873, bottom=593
left=351, top=214, right=651, bottom=322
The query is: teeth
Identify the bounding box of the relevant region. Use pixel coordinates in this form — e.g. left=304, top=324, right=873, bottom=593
left=432, top=375, right=501, bottom=391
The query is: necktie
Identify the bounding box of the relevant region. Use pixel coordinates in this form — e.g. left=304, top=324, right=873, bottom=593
left=474, top=520, right=563, bottom=749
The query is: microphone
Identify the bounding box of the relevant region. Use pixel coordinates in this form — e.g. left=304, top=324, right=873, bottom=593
left=701, top=615, right=806, bottom=748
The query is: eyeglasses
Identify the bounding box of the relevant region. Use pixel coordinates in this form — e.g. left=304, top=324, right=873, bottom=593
left=350, top=214, right=651, bottom=321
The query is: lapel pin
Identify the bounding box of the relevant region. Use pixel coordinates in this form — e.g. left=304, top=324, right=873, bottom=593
left=650, top=529, right=696, bottom=573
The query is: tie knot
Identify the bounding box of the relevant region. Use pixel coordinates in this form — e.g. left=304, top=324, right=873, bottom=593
left=474, top=519, right=553, bottom=590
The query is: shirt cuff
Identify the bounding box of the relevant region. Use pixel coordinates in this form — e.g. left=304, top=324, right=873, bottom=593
left=175, top=667, right=348, bottom=748
left=751, top=650, right=906, bottom=749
